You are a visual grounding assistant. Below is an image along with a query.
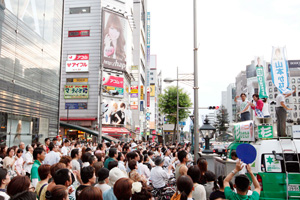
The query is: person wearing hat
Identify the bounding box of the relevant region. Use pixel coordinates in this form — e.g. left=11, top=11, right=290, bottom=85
left=102, top=167, right=127, bottom=200
left=150, top=156, right=172, bottom=189
left=95, top=168, right=111, bottom=193
left=130, top=143, right=137, bottom=151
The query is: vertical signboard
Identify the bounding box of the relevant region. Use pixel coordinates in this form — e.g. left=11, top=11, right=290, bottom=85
left=255, top=56, right=268, bottom=99
left=102, top=9, right=127, bottom=71
left=146, top=12, right=151, bottom=108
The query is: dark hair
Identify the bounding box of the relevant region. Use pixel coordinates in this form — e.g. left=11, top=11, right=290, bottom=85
left=240, top=93, right=246, bottom=97
left=71, top=149, right=79, bottom=159
left=252, top=94, right=259, bottom=99
left=122, top=145, right=129, bottom=152
left=45, top=138, right=50, bottom=143
left=97, top=143, right=103, bottom=150
left=33, top=147, right=44, bottom=160
left=81, top=166, right=95, bottom=184
left=126, top=152, right=138, bottom=162
left=108, top=160, right=118, bottom=170
left=50, top=163, right=66, bottom=177
left=78, top=186, right=103, bottom=200
left=143, top=154, right=149, bottom=162
left=0, top=168, right=7, bottom=187
left=52, top=138, right=58, bottom=142
left=95, top=152, right=105, bottom=162
left=53, top=168, right=71, bottom=185
left=10, top=191, right=37, bottom=200
left=231, top=150, right=237, bottom=158
left=86, top=147, right=92, bottom=152
left=64, top=139, right=69, bottom=144
left=7, top=176, right=31, bottom=197
left=187, top=165, right=201, bottom=183
left=213, top=175, right=226, bottom=191
left=59, top=156, right=72, bottom=166
left=235, top=174, right=250, bottom=192
left=148, top=151, right=154, bottom=156
left=262, top=98, right=267, bottom=103
left=82, top=152, right=92, bottom=163
left=109, top=148, right=117, bottom=158
left=117, top=152, right=123, bottom=161
left=25, top=145, right=31, bottom=152
left=46, top=185, right=68, bottom=200
left=48, top=142, right=55, bottom=151
left=131, top=181, right=152, bottom=200
left=178, top=150, right=187, bottom=163
left=6, top=147, right=14, bottom=156
left=17, top=149, right=23, bottom=154
left=176, top=175, right=193, bottom=200
left=88, top=155, right=97, bottom=165
left=205, top=171, right=216, bottom=182
left=38, top=164, right=51, bottom=180
left=113, top=178, right=133, bottom=200
left=138, top=154, right=144, bottom=163
left=128, top=160, right=137, bottom=170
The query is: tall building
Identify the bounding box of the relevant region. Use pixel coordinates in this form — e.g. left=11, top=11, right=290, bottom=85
left=235, top=71, right=247, bottom=99
left=221, top=91, right=227, bottom=108
left=0, top=1, right=63, bottom=146
left=60, top=0, right=140, bottom=140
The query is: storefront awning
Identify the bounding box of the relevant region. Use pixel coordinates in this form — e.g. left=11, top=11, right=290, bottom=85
left=59, top=121, right=119, bottom=142
left=102, top=127, right=130, bottom=135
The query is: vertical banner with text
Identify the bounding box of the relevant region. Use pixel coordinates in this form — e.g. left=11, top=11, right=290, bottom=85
left=255, top=56, right=268, bottom=98
left=270, top=47, right=291, bottom=94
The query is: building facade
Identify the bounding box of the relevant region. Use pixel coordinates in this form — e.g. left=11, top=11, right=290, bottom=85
left=0, top=0, right=63, bottom=146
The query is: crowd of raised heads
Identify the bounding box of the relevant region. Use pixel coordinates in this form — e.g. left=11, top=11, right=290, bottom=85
left=0, top=137, right=261, bottom=200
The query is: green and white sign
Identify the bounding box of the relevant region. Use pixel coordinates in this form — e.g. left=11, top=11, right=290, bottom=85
left=234, top=121, right=255, bottom=142
left=255, top=56, right=268, bottom=99
left=265, top=155, right=281, bottom=172
left=258, top=125, right=273, bottom=138
left=64, top=85, right=89, bottom=99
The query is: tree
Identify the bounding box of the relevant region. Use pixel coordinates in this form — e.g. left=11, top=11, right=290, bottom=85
left=214, top=105, right=229, bottom=136
left=158, top=86, right=192, bottom=141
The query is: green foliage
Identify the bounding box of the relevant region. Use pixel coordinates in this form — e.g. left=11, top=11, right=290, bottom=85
left=158, top=86, right=192, bottom=125
left=214, top=105, right=229, bottom=132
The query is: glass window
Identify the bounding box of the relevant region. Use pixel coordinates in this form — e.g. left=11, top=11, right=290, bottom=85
left=298, top=98, right=300, bottom=103
left=269, top=82, right=272, bottom=86
left=286, top=99, right=289, bottom=103
left=294, top=105, right=297, bottom=110
left=275, top=94, right=278, bottom=98
left=292, top=85, right=296, bottom=90
left=274, top=87, right=278, bottom=92
left=271, top=107, right=274, bottom=112
left=294, top=112, right=297, bottom=118
left=269, top=94, right=273, bottom=99
left=68, top=30, right=90, bottom=37
left=292, top=78, right=296, bottom=83
left=70, top=7, right=90, bottom=14
left=298, top=78, right=300, bottom=83
left=269, top=88, right=273, bottom=92
left=294, top=98, right=297, bottom=103
left=293, top=92, right=296, bottom=97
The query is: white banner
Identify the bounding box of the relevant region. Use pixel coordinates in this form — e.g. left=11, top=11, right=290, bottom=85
left=234, top=121, right=255, bottom=142
left=66, top=61, right=89, bottom=72
left=270, top=47, right=291, bottom=94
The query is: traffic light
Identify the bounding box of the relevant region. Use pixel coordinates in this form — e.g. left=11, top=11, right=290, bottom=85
left=208, top=106, right=220, bottom=110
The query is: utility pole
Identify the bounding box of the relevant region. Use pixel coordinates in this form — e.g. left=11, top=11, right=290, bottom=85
left=193, top=0, right=200, bottom=164
left=177, top=66, right=180, bottom=143
left=98, top=65, right=103, bottom=144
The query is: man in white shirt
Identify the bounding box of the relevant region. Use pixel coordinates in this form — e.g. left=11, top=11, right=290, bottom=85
left=71, top=149, right=81, bottom=173
left=150, top=156, right=172, bottom=189
left=163, top=149, right=171, bottom=169
left=139, top=154, right=150, bottom=179
left=44, top=142, right=61, bottom=165
left=23, top=145, right=34, bottom=177
left=276, top=91, right=294, bottom=137
left=19, top=142, right=26, bottom=159
left=235, top=93, right=251, bottom=121
left=117, top=152, right=126, bottom=172
left=95, top=168, right=111, bottom=193
left=148, top=151, right=155, bottom=167
left=61, top=139, right=70, bottom=156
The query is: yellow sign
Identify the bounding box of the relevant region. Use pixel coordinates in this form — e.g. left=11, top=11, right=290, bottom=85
left=150, top=85, right=155, bottom=97
left=74, top=78, right=88, bottom=82
left=140, top=86, right=144, bottom=100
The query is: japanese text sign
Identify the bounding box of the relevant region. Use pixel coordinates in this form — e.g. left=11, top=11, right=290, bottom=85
left=255, top=56, right=268, bottom=99
left=64, top=85, right=89, bottom=99
left=234, top=121, right=255, bottom=142
left=66, top=60, right=89, bottom=72
left=270, top=47, right=291, bottom=94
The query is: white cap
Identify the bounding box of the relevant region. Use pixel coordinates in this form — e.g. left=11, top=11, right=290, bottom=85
left=108, top=167, right=127, bottom=187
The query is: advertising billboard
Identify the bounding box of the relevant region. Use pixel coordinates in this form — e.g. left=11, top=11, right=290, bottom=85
left=102, top=72, right=124, bottom=97
left=102, top=99, right=130, bottom=125
left=64, top=85, right=89, bottom=99
left=65, top=103, right=87, bottom=109
left=233, top=121, right=255, bottom=142
left=66, top=54, right=89, bottom=72
left=102, top=9, right=127, bottom=71
left=150, top=85, right=155, bottom=97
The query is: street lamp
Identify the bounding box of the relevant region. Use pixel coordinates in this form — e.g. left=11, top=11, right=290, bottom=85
left=200, top=116, right=216, bottom=154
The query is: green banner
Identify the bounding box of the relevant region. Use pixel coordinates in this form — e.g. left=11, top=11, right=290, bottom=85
left=258, top=125, right=273, bottom=139
left=64, top=85, right=89, bottom=99
left=256, top=66, right=268, bottom=98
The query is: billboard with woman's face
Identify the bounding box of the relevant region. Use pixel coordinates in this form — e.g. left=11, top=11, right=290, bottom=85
left=102, top=10, right=127, bottom=71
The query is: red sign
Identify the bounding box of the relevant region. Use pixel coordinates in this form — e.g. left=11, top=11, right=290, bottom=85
left=103, top=76, right=124, bottom=88
left=152, top=130, right=156, bottom=135
left=68, top=30, right=90, bottom=37
left=147, top=91, right=150, bottom=107
left=66, top=61, right=89, bottom=72
left=68, top=54, right=89, bottom=60
left=131, top=105, right=138, bottom=110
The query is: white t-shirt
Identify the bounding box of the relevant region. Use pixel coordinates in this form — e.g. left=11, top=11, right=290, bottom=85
left=61, top=146, right=69, bottom=156
left=237, top=99, right=250, bottom=113
left=262, top=102, right=270, bottom=116
left=276, top=94, right=285, bottom=107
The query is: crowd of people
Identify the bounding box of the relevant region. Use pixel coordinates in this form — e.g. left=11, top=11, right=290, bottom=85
left=0, top=136, right=260, bottom=200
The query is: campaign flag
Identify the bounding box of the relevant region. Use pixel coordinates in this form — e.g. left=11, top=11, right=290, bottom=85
left=270, top=47, right=291, bottom=94
left=255, top=56, right=268, bottom=99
